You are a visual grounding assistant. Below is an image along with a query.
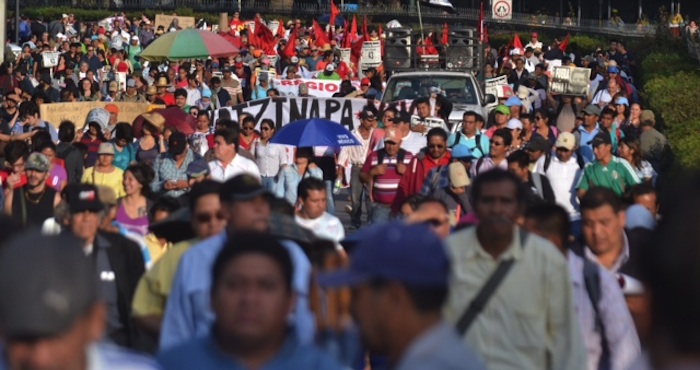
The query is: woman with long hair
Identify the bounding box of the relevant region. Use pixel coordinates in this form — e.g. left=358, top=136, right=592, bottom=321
left=136, top=122, right=165, bottom=166
left=276, top=147, right=323, bottom=206
left=619, top=137, right=656, bottom=184
left=622, top=103, right=643, bottom=140
left=115, top=163, right=154, bottom=237
left=254, top=119, right=287, bottom=192
left=78, top=78, right=101, bottom=102
left=80, top=121, right=108, bottom=168
left=238, top=119, right=259, bottom=153
left=612, top=95, right=630, bottom=127
left=532, top=108, right=559, bottom=147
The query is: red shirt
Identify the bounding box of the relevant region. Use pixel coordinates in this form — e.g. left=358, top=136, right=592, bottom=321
left=361, top=150, right=414, bottom=205
left=0, top=170, right=27, bottom=190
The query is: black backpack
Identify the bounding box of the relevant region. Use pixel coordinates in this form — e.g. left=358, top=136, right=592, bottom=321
left=377, top=148, right=407, bottom=165
left=542, top=150, right=585, bottom=173
left=451, top=132, right=487, bottom=158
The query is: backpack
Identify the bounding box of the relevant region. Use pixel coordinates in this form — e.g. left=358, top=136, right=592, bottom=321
left=543, top=151, right=585, bottom=173
left=452, top=132, right=487, bottom=158
left=583, top=257, right=610, bottom=368
left=377, top=148, right=407, bottom=166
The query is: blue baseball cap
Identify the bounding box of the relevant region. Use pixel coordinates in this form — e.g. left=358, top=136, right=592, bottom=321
left=608, top=66, right=620, bottom=73
left=615, top=97, right=629, bottom=106
left=320, top=222, right=449, bottom=288
left=505, top=96, right=522, bottom=107
left=451, top=144, right=473, bottom=160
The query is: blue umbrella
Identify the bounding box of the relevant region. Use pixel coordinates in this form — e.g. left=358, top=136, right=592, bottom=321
left=270, top=118, right=361, bottom=147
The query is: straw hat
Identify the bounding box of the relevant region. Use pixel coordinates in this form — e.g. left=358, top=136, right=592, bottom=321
left=146, top=85, right=158, bottom=95
left=142, top=112, right=166, bottom=132
left=155, top=76, right=170, bottom=88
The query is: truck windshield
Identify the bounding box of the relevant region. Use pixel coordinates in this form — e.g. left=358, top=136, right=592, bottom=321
left=383, top=75, right=479, bottom=106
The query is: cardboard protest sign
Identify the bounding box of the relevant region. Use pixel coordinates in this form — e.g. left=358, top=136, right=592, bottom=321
left=40, top=102, right=153, bottom=130
left=484, top=75, right=512, bottom=98
left=272, top=78, right=360, bottom=98
left=213, top=97, right=418, bottom=131
left=155, top=14, right=196, bottom=30
left=42, top=52, right=61, bottom=68
left=361, top=41, right=382, bottom=67
left=549, top=66, right=591, bottom=96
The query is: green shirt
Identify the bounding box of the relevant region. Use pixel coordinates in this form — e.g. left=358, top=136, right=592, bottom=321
left=578, top=156, right=641, bottom=196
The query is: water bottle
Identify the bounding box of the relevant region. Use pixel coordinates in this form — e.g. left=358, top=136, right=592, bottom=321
left=333, top=179, right=342, bottom=195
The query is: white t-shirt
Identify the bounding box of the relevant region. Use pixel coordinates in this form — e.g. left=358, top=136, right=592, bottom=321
left=534, top=154, right=583, bottom=220
left=295, top=212, right=345, bottom=243
left=208, top=154, right=261, bottom=182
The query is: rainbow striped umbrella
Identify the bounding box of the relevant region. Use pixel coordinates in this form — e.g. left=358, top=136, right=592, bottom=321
left=138, top=29, right=239, bottom=62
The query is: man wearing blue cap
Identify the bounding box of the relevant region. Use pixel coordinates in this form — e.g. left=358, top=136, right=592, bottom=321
left=320, top=222, right=485, bottom=369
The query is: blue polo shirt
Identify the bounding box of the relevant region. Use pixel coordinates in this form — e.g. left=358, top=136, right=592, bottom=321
left=576, top=124, right=601, bottom=164
left=158, top=332, right=343, bottom=370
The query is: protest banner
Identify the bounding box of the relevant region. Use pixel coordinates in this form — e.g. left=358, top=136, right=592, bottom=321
left=484, top=75, right=512, bottom=98
left=361, top=41, right=382, bottom=67
left=549, top=66, right=591, bottom=96
left=213, top=97, right=418, bottom=131
left=272, top=78, right=360, bottom=97
left=155, top=14, right=196, bottom=30
left=546, top=59, right=562, bottom=73
left=40, top=102, right=153, bottom=130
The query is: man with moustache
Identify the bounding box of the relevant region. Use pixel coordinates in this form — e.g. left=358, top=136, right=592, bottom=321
left=4, top=152, right=61, bottom=226
left=444, top=170, right=586, bottom=370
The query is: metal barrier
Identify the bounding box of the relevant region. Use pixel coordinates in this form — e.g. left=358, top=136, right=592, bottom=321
left=10, top=0, right=655, bottom=38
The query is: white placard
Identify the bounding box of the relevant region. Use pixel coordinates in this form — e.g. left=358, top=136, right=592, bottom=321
left=492, top=0, right=513, bottom=20
left=115, top=72, right=128, bottom=92
left=267, top=20, right=280, bottom=36
left=42, top=52, right=61, bottom=68
left=360, top=41, right=382, bottom=67
left=547, top=59, right=562, bottom=73
left=245, top=21, right=255, bottom=33
left=340, top=48, right=351, bottom=66
left=267, top=55, right=279, bottom=66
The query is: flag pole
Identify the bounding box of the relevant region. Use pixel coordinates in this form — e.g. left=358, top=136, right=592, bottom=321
left=417, top=0, right=426, bottom=46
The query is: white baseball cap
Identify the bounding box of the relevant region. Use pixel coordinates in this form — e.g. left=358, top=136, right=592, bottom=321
left=506, top=118, right=523, bottom=130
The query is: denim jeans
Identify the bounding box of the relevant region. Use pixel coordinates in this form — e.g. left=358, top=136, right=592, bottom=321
left=261, top=176, right=277, bottom=193
left=349, top=166, right=371, bottom=226
left=325, top=180, right=336, bottom=215
left=371, top=203, right=392, bottom=224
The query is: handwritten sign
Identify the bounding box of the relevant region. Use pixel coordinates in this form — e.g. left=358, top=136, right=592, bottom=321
left=155, top=14, right=196, bottom=31
left=340, top=48, right=351, bottom=66
left=361, top=41, right=382, bottom=67
left=549, top=66, right=591, bottom=96
left=40, top=102, right=154, bottom=130
left=42, top=52, right=61, bottom=68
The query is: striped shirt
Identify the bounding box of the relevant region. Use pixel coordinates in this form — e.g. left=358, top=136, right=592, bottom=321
left=361, top=149, right=413, bottom=205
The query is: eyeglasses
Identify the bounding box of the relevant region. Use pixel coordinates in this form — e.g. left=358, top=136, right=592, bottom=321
left=195, top=212, right=225, bottom=223
left=428, top=144, right=445, bottom=149
left=490, top=140, right=504, bottom=146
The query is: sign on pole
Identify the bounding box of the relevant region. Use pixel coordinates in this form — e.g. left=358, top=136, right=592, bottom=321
left=339, top=48, right=351, bottom=66
left=549, top=66, right=591, bottom=96
left=492, top=0, right=513, bottom=20
left=360, top=41, right=382, bottom=67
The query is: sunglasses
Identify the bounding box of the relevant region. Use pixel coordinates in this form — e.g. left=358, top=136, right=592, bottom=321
left=194, top=212, right=225, bottom=223
left=490, top=140, right=504, bottom=146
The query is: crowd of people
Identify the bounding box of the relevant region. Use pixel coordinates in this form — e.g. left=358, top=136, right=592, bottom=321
left=0, top=9, right=692, bottom=370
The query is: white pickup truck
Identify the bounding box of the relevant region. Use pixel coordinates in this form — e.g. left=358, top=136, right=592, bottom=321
left=381, top=70, right=496, bottom=134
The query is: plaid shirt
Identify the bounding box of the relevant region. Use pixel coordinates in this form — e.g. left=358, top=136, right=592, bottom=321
left=420, top=165, right=450, bottom=196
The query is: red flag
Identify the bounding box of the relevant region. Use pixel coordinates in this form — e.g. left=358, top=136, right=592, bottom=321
left=329, top=0, right=341, bottom=29
left=313, top=19, right=330, bottom=48
left=254, top=17, right=275, bottom=53
left=378, top=23, right=384, bottom=56
left=283, top=28, right=297, bottom=58
left=342, top=18, right=351, bottom=48
left=513, top=33, right=523, bottom=51
left=441, top=23, right=449, bottom=46
left=479, top=1, right=485, bottom=42
left=362, top=16, right=369, bottom=42
left=559, top=33, right=571, bottom=52
left=277, top=18, right=285, bottom=38
left=350, top=15, right=358, bottom=43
